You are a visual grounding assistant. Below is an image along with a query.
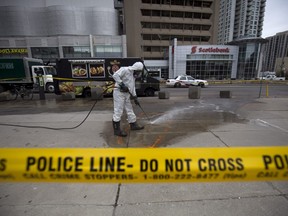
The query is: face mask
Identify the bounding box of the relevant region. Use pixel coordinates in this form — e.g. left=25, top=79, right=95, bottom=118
left=133, top=70, right=142, bottom=78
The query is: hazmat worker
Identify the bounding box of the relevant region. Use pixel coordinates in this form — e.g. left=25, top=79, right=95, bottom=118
left=112, top=62, right=145, bottom=137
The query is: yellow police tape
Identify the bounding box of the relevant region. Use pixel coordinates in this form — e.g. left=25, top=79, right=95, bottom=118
left=0, top=147, right=287, bottom=183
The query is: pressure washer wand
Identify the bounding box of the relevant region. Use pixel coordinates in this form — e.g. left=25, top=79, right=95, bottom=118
left=136, top=101, right=151, bottom=122
left=126, top=88, right=151, bottom=122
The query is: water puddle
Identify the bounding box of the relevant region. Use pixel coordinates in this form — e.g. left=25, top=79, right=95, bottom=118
left=103, top=104, right=248, bottom=148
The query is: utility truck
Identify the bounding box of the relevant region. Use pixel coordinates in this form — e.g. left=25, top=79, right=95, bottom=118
left=0, top=57, right=56, bottom=93
left=53, top=58, right=160, bottom=97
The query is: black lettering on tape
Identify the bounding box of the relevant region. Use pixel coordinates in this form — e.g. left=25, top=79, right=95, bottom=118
left=165, top=159, right=192, bottom=172
left=198, top=158, right=244, bottom=172
left=208, top=159, right=217, bottom=171
left=198, top=159, right=207, bottom=171
left=23, top=173, right=46, bottom=179
left=50, top=173, right=80, bottom=180
left=263, top=155, right=272, bottom=170
left=140, top=159, right=158, bottom=172
left=263, top=155, right=288, bottom=170
left=84, top=174, right=134, bottom=180
left=236, top=158, right=244, bottom=171
left=26, top=156, right=83, bottom=172
left=26, top=157, right=36, bottom=171
left=90, top=157, right=126, bottom=172
left=0, top=159, right=7, bottom=171
left=227, top=158, right=235, bottom=171
left=257, top=171, right=278, bottom=178
left=218, top=159, right=226, bottom=171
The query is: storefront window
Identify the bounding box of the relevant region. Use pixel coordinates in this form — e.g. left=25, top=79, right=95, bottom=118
left=94, top=45, right=122, bottom=57
left=63, top=46, right=91, bottom=58
left=31, top=47, right=59, bottom=63
left=186, top=60, right=232, bottom=80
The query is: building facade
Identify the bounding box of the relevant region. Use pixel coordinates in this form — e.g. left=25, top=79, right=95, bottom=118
left=169, top=39, right=239, bottom=79
left=0, top=0, right=126, bottom=63
left=262, top=31, right=288, bottom=76
left=123, top=0, right=220, bottom=60
left=218, top=0, right=266, bottom=44
left=227, top=37, right=267, bottom=79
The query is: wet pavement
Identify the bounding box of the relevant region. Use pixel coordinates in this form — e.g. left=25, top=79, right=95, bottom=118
left=103, top=102, right=248, bottom=148
left=0, top=91, right=250, bottom=148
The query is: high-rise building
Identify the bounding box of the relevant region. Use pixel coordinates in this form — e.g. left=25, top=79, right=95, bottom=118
left=262, top=31, right=288, bottom=75
left=218, top=0, right=266, bottom=44
left=122, top=0, right=220, bottom=60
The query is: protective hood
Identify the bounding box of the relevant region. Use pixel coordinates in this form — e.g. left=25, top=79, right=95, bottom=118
left=129, top=62, right=143, bottom=71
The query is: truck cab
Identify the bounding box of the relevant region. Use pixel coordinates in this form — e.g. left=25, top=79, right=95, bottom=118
left=32, top=66, right=56, bottom=93
left=135, top=65, right=160, bottom=96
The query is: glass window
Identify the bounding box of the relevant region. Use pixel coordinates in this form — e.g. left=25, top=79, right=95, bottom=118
left=94, top=45, right=122, bottom=57
left=63, top=46, right=90, bottom=58
left=202, top=25, right=210, bottom=31
left=203, top=2, right=211, bottom=7
left=31, top=47, right=59, bottom=63
left=142, top=22, right=151, bottom=28
left=152, top=10, right=161, bottom=16
left=143, top=34, right=151, bottom=40
left=162, top=23, right=170, bottom=29
left=186, top=59, right=232, bottom=80
left=185, top=12, right=193, bottom=18
left=193, top=25, right=201, bottom=30
left=142, top=10, right=151, bottom=16
left=202, top=13, right=211, bottom=19
left=151, top=23, right=161, bottom=28
left=194, top=13, right=201, bottom=19
left=45, top=67, right=57, bottom=75
left=162, top=11, right=170, bottom=17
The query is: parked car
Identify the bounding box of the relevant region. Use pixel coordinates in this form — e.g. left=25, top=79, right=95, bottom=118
left=166, top=75, right=208, bottom=88
left=260, top=75, right=286, bottom=81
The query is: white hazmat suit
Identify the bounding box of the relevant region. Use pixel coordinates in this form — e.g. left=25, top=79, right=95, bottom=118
left=112, top=62, right=144, bottom=137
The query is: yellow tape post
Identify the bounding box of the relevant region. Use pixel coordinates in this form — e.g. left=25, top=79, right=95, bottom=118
left=0, top=147, right=287, bottom=183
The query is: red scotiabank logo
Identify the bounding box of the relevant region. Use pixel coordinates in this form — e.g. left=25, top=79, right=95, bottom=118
left=191, top=46, right=197, bottom=54
left=199, top=47, right=230, bottom=53
left=191, top=46, right=230, bottom=54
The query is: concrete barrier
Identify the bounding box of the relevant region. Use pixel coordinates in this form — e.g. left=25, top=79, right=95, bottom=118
left=158, top=91, right=170, bottom=99
left=188, top=86, right=201, bottom=99
left=91, top=87, right=103, bottom=100
left=0, top=92, right=13, bottom=101
left=220, top=90, right=232, bottom=98
left=62, top=92, right=75, bottom=100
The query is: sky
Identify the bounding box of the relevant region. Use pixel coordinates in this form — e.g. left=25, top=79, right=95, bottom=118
left=262, top=0, right=288, bottom=38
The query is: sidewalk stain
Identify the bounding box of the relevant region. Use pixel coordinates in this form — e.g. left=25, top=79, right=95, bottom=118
left=102, top=110, right=247, bottom=148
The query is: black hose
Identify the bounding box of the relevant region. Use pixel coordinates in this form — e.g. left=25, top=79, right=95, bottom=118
left=0, top=98, right=98, bottom=130
left=0, top=86, right=114, bottom=130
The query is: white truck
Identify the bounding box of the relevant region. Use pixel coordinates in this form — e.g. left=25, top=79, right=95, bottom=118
left=0, top=57, right=56, bottom=93
left=261, top=75, right=286, bottom=81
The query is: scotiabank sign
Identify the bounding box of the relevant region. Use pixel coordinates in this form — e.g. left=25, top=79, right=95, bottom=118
left=191, top=46, right=230, bottom=54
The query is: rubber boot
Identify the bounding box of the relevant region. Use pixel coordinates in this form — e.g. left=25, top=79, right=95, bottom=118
left=112, top=121, right=127, bottom=137
left=130, top=122, right=144, bottom=130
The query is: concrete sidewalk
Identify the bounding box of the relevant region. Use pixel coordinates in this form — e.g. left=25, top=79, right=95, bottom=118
left=0, top=95, right=287, bottom=216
